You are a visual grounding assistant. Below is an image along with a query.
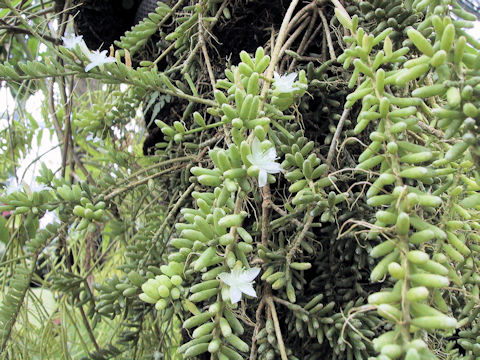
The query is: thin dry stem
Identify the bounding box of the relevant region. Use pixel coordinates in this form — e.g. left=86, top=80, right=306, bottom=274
left=340, top=305, right=375, bottom=348
left=318, top=9, right=336, bottom=61
left=326, top=108, right=350, bottom=171
left=286, top=214, right=314, bottom=263
left=269, top=202, right=304, bottom=227
left=287, top=1, right=317, bottom=29
left=288, top=8, right=318, bottom=71
left=261, top=185, right=272, bottom=246
left=249, top=298, right=266, bottom=360
left=278, top=16, right=311, bottom=68
left=259, top=0, right=300, bottom=107
left=266, top=296, right=288, bottom=360
left=104, top=164, right=186, bottom=201
left=198, top=12, right=216, bottom=89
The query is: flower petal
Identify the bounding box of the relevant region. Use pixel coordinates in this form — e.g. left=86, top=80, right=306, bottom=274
left=239, top=283, right=257, bottom=298
left=62, top=34, right=84, bottom=49
left=241, top=267, right=261, bottom=282
left=251, top=137, right=262, bottom=156
left=85, top=63, right=95, bottom=72
left=218, top=272, right=233, bottom=286
left=285, top=72, right=298, bottom=83
left=103, top=57, right=117, bottom=65
left=246, top=153, right=256, bottom=164
left=258, top=170, right=268, bottom=187
left=229, top=286, right=243, bottom=304
left=263, top=162, right=282, bottom=174
left=263, top=147, right=278, bottom=161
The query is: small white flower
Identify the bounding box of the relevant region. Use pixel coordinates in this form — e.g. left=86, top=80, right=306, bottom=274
left=273, top=71, right=298, bottom=93
left=62, top=34, right=85, bottom=49
left=39, top=210, right=58, bottom=229
left=48, top=21, right=57, bottom=35
left=247, top=137, right=282, bottom=187
left=85, top=50, right=117, bottom=72
left=218, top=267, right=261, bottom=304
left=62, top=34, right=90, bottom=57
left=4, top=176, right=22, bottom=195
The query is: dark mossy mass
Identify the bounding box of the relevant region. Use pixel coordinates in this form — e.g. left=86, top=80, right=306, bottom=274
left=55, top=0, right=143, bottom=49
left=55, top=0, right=179, bottom=52
left=211, top=0, right=287, bottom=63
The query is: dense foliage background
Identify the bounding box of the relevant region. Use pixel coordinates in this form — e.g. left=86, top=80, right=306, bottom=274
left=1, top=0, right=480, bottom=359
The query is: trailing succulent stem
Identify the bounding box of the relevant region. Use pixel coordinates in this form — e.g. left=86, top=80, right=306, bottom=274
left=0, top=0, right=480, bottom=359
left=337, top=0, right=480, bottom=359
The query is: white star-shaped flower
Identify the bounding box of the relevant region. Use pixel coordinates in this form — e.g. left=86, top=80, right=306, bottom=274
left=62, top=34, right=90, bottom=57
left=247, top=137, right=282, bottom=187
left=62, top=34, right=85, bottom=49
left=85, top=50, right=117, bottom=72
left=4, top=176, right=22, bottom=195
left=273, top=71, right=298, bottom=93
left=218, top=267, right=261, bottom=304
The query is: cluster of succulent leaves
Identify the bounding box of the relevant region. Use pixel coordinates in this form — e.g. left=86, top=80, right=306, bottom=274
left=0, top=0, right=480, bottom=359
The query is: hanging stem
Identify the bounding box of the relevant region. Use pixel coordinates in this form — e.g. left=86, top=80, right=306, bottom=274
left=318, top=9, right=336, bottom=61
left=259, top=0, right=300, bottom=107
left=266, top=296, right=288, bottom=360
left=326, top=108, right=350, bottom=171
